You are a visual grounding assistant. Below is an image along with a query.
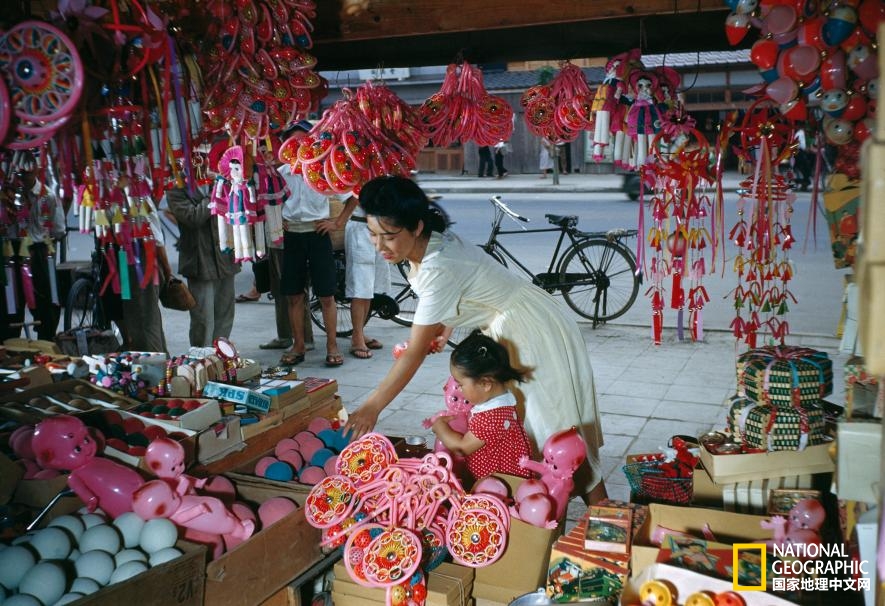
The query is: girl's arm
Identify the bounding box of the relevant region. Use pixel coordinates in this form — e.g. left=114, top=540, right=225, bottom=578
left=431, top=416, right=484, bottom=456
left=344, top=322, right=445, bottom=438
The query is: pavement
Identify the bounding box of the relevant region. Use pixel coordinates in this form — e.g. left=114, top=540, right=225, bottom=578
left=63, top=168, right=847, bottom=525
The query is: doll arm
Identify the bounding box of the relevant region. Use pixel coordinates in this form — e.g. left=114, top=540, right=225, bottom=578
left=518, top=457, right=547, bottom=476
left=67, top=472, right=99, bottom=512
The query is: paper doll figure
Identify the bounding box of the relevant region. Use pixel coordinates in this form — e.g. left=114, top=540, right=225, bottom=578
left=625, top=70, right=663, bottom=169
left=592, top=49, right=641, bottom=163
left=212, top=145, right=259, bottom=262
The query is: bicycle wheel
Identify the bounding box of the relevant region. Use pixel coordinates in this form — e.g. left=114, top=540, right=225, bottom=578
left=558, top=239, right=639, bottom=323
left=64, top=277, right=97, bottom=331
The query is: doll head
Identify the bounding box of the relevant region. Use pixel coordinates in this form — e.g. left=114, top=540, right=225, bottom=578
left=144, top=438, right=187, bottom=479
left=443, top=376, right=472, bottom=413
left=788, top=499, right=825, bottom=531
left=32, top=414, right=99, bottom=471
left=541, top=427, right=586, bottom=477
left=218, top=145, right=246, bottom=180
left=630, top=71, right=659, bottom=100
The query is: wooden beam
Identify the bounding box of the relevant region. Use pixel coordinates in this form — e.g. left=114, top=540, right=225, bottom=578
left=316, top=0, right=725, bottom=42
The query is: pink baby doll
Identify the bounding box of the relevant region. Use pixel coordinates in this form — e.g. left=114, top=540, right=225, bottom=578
left=423, top=376, right=472, bottom=471
left=760, top=498, right=825, bottom=554
left=31, top=415, right=145, bottom=518
left=430, top=333, right=532, bottom=484
left=144, top=437, right=206, bottom=496
left=519, top=426, right=587, bottom=520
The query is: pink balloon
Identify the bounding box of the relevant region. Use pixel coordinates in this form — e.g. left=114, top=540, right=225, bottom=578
left=766, top=77, right=799, bottom=104
left=821, top=50, right=848, bottom=90
left=783, top=45, right=821, bottom=81
left=763, top=5, right=798, bottom=36
left=516, top=492, right=556, bottom=528
left=473, top=476, right=511, bottom=501
left=258, top=496, right=298, bottom=528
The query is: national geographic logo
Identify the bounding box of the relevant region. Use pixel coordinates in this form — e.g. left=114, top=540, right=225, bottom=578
left=733, top=544, right=767, bottom=591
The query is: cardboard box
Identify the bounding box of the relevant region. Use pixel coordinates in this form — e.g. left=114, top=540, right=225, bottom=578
left=77, top=541, right=206, bottom=606
left=0, top=452, right=23, bottom=505
left=197, top=415, right=245, bottom=464
left=836, top=421, right=882, bottom=503
left=623, top=563, right=794, bottom=606
left=203, top=477, right=323, bottom=606
left=5, top=378, right=138, bottom=412
left=333, top=561, right=474, bottom=606
left=583, top=506, right=632, bottom=553
left=631, top=503, right=773, bottom=575
left=698, top=439, right=835, bottom=484
left=473, top=475, right=561, bottom=603
left=129, top=398, right=223, bottom=431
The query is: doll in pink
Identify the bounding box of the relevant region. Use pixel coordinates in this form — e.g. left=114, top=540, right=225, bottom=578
left=212, top=145, right=262, bottom=262
left=625, top=70, right=663, bottom=169
left=519, top=427, right=587, bottom=520
left=430, top=332, right=532, bottom=483
left=144, top=437, right=207, bottom=496
left=31, top=415, right=145, bottom=518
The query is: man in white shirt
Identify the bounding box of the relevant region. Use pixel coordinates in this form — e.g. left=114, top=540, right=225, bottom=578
left=279, top=121, right=344, bottom=367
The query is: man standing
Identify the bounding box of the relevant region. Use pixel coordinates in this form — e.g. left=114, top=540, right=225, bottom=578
left=279, top=120, right=343, bottom=367
left=477, top=145, right=494, bottom=178
left=166, top=182, right=239, bottom=347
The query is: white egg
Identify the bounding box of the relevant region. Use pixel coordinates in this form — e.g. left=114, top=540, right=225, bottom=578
left=0, top=544, right=36, bottom=590
left=138, top=518, right=178, bottom=554
left=115, top=548, right=148, bottom=567
left=109, top=560, right=149, bottom=584
left=53, top=593, right=86, bottom=605
left=19, top=561, right=66, bottom=606
left=10, top=535, right=30, bottom=546
left=70, top=577, right=101, bottom=595
left=68, top=547, right=81, bottom=561
left=48, top=515, right=86, bottom=542
left=79, top=524, right=122, bottom=554
left=149, top=546, right=183, bottom=567
left=3, top=594, right=42, bottom=606
left=112, top=512, right=146, bottom=549
left=75, top=549, right=115, bottom=585
left=79, top=513, right=107, bottom=529
left=29, top=527, right=73, bottom=560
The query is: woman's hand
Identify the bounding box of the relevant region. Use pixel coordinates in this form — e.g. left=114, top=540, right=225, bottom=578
left=344, top=402, right=382, bottom=440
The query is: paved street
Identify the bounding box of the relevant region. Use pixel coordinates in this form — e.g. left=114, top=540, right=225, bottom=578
left=58, top=170, right=848, bottom=516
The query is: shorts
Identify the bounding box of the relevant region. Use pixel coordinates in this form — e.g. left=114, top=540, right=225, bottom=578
left=281, top=231, right=336, bottom=297
left=345, top=220, right=391, bottom=299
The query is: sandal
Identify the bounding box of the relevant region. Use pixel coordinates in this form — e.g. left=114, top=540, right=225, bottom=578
left=236, top=293, right=261, bottom=303
left=349, top=348, right=372, bottom=359
left=324, top=353, right=344, bottom=367
left=365, top=338, right=383, bottom=350
left=279, top=351, right=305, bottom=366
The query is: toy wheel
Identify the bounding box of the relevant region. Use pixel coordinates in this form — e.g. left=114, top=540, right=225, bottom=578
left=304, top=474, right=357, bottom=528
left=335, top=433, right=397, bottom=484
left=445, top=508, right=507, bottom=567
left=343, top=523, right=386, bottom=588
left=362, top=527, right=422, bottom=587
left=0, top=21, right=84, bottom=122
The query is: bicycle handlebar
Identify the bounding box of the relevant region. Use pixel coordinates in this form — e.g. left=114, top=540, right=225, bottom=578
left=489, top=195, right=529, bottom=222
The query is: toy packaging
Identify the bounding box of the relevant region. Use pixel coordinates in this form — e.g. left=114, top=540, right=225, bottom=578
left=583, top=505, right=632, bottom=553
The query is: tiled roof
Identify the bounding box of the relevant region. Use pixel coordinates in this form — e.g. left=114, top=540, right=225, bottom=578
left=484, top=67, right=606, bottom=90
left=641, top=49, right=751, bottom=67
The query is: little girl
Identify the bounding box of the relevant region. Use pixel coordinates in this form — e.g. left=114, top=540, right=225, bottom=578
left=431, top=332, right=533, bottom=481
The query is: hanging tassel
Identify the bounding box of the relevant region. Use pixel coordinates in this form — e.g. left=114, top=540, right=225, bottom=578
left=119, top=248, right=131, bottom=300
left=4, top=262, right=17, bottom=314
left=132, top=238, right=145, bottom=288
left=47, top=252, right=59, bottom=305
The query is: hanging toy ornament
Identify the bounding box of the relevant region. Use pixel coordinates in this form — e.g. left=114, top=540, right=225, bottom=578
left=590, top=49, right=643, bottom=164
left=212, top=145, right=263, bottom=262
left=520, top=61, right=593, bottom=143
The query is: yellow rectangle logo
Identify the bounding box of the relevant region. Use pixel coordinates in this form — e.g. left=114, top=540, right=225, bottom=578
left=733, top=544, right=766, bottom=591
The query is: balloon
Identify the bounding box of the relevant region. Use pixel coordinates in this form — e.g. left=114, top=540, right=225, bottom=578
left=767, top=77, right=800, bottom=104
left=798, top=16, right=831, bottom=51
left=782, top=45, right=821, bottom=82
left=780, top=97, right=808, bottom=121
left=763, top=4, right=798, bottom=35
left=841, top=94, right=868, bottom=121
left=848, top=43, right=879, bottom=80
left=751, top=38, right=780, bottom=70
left=824, top=117, right=854, bottom=145
left=822, top=6, right=858, bottom=46
left=821, top=50, right=848, bottom=90
left=821, top=88, right=849, bottom=117
left=858, top=0, right=885, bottom=33
left=725, top=12, right=753, bottom=45
left=516, top=492, right=556, bottom=528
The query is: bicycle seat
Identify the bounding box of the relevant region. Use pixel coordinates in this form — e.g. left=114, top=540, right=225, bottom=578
left=545, top=214, right=578, bottom=229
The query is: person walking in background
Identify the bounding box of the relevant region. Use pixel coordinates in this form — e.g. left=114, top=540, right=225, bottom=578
left=493, top=141, right=509, bottom=179
left=539, top=138, right=555, bottom=178
left=166, top=182, right=239, bottom=348
left=477, top=145, right=494, bottom=178
left=279, top=120, right=344, bottom=367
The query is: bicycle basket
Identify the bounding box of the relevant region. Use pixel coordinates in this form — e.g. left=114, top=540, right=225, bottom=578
left=622, top=461, right=693, bottom=505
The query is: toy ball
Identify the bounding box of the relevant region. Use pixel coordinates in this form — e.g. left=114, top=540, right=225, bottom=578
left=138, top=518, right=179, bottom=554
left=19, top=561, right=66, bottom=606
left=472, top=476, right=511, bottom=501
left=298, top=465, right=326, bottom=485
left=299, top=436, right=326, bottom=462
left=514, top=478, right=548, bottom=503
left=278, top=449, right=305, bottom=471
left=317, top=428, right=340, bottom=449
left=264, top=461, right=295, bottom=482
left=0, top=544, right=37, bottom=590
left=308, top=417, right=333, bottom=434
left=517, top=492, right=556, bottom=528
left=202, top=475, right=237, bottom=504
left=310, top=447, right=336, bottom=468
left=258, top=496, right=298, bottom=527
left=323, top=454, right=339, bottom=476
left=110, top=560, right=149, bottom=583
left=274, top=438, right=300, bottom=458
left=789, top=498, right=825, bottom=530
left=254, top=456, right=279, bottom=476
left=292, top=430, right=318, bottom=449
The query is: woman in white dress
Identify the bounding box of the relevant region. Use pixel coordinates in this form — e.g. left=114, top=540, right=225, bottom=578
left=539, top=137, right=555, bottom=178
left=343, top=176, right=606, bottom=501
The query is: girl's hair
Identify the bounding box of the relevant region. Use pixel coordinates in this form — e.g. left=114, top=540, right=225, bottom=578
left=450, top=332, right=526, bottom=384
left=357, top=175, right=450, bottom=236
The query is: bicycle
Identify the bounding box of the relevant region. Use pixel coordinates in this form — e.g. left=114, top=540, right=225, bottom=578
left=478, top=195, right=641, bottom=326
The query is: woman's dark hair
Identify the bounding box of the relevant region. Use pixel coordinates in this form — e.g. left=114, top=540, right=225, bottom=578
left=450, top=332, right=526, bottom=384
left=357, top=175, right=450, bottom=235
